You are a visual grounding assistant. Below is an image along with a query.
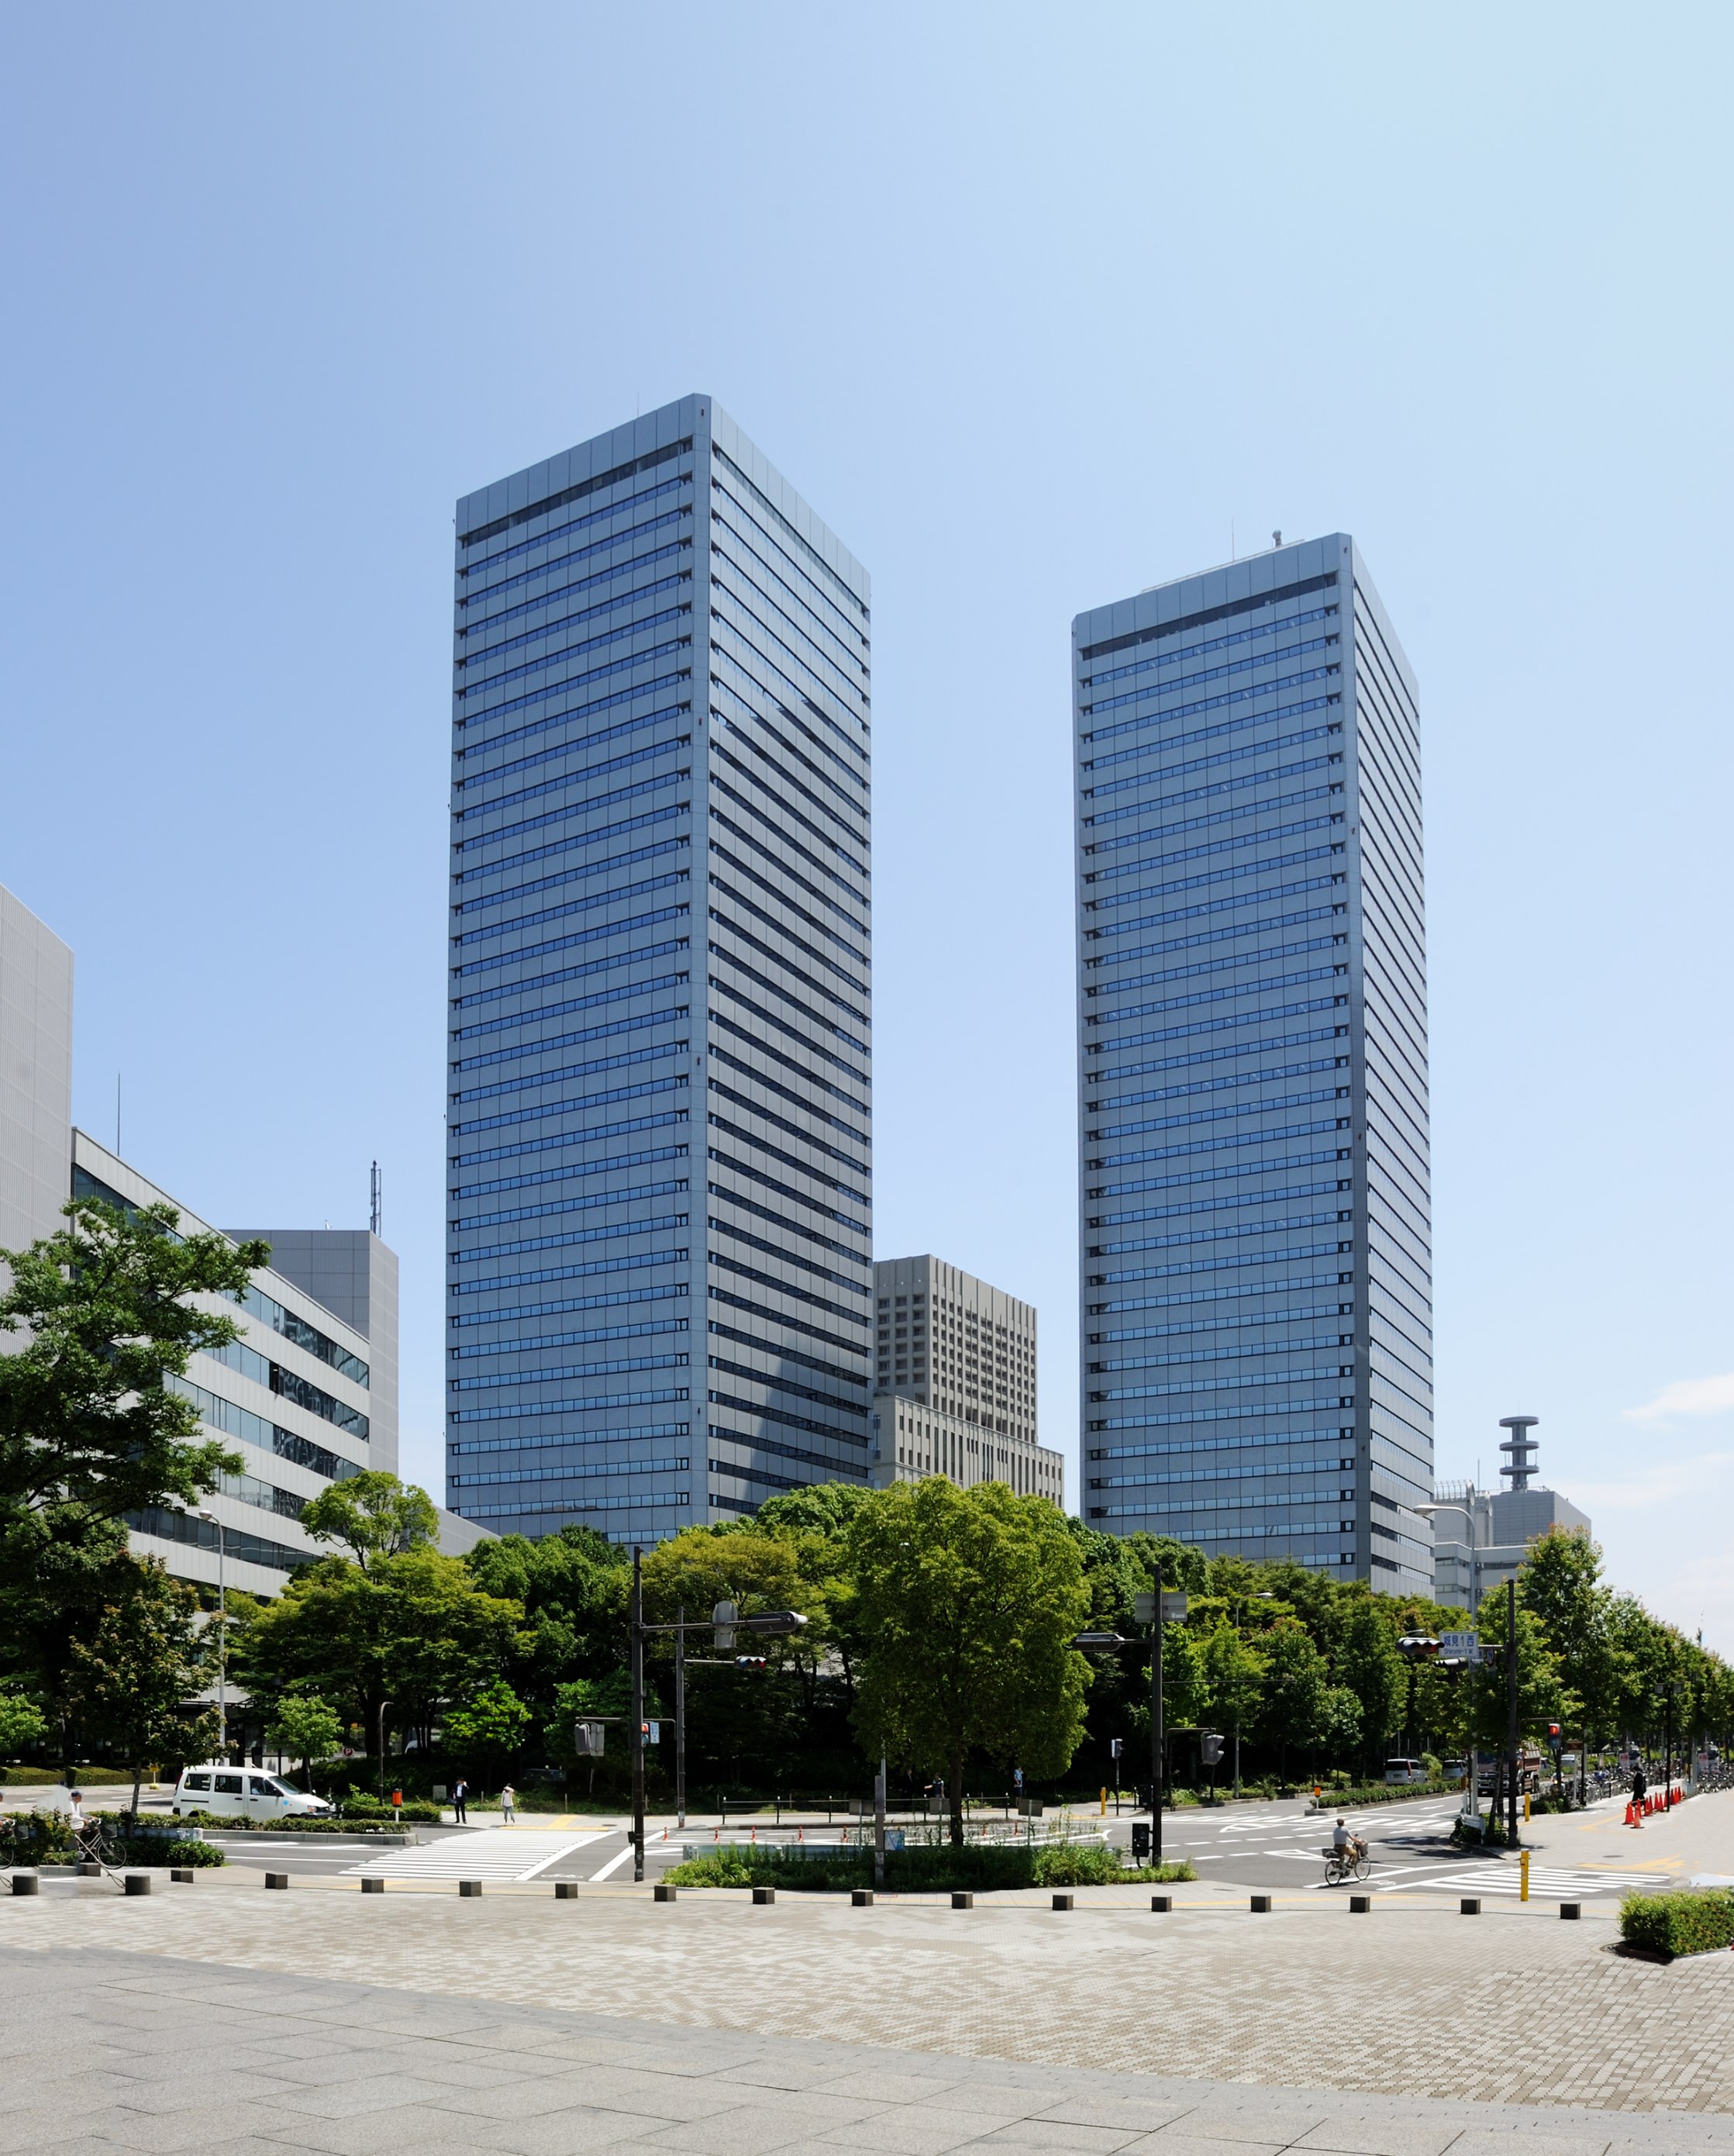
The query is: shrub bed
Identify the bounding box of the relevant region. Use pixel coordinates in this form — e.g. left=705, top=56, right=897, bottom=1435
left=114, top=1837, right=226, bottom=1868
left=664, top=1844, right=1195, bottom=1892
left=171, top=1810, right=409, bottom=1836
left=1306, top=1781, right=1453, bottom=1810
left=1619, top=1889, right=1734, bottom=1960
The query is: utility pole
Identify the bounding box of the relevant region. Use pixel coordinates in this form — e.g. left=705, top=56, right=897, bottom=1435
left=1151, top=1561, right=1164, bottom=1868
left=874, top=1754, right=886, bottom=1891
left=630, top=1548, right=646, bottom=1882
left=674, top=1605, right=686, bottom=1832
left=1505, top=1578, right=1519, bottom=1851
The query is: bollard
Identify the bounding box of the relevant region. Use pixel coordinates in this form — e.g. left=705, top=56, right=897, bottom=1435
left=361, top=1877, right=384, bottom=1894
left=78, top=1862, right=102, bottom=1878
left=752, top=1886, right=775, bottom=1906
left=851, top=1889, right=874, bottom=1906
left=951, top=1891, right=974, bottom=1909
left=125, top=1874, right=152, bottom=1897
left=265, top=1873, right=288, bottom=1890
left=1519, top=1850, right=1531, bottom=1902
left=459, top=1880, right=482, bottom=1898
left=1349, top=1895, right=1370, bottom=1914
left=554, top=1881, right=578, bottom=1900
left=1051, top=1893, right=1074, bottom=1911
left=170, top=1868, right=195, bottom=1885
left=653, top=1882, right=677, bottom=1902
left=1460, top=1897, right=1481, bottom=1915
left=1560, top=1901, right=1581, bottom=1920
left=10, top=1874, right=39, bottom=1896
left=1250, top=1894, right=1271, bottom=1913
left=1150, top=1894, right=1172, bottom=1913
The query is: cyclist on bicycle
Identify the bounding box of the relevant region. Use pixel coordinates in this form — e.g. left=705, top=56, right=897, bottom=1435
left=1332, top=1817, right=1368, bottom=1864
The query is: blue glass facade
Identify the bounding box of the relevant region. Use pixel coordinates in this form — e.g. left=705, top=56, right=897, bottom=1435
left=447, top=396, right=872, bottom=1541
left=1074, top=536, right=1432, bottom=1594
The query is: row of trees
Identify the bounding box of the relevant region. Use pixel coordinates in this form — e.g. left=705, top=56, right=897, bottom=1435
left=2, top=1199, right=1730, bottom=1827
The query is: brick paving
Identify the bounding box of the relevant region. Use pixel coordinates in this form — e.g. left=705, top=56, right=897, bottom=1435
left=6, top=1865, right=1734, bottom=2126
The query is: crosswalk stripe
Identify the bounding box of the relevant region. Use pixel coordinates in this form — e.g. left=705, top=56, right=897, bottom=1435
left=344, top=1828, right=605, bottom=1882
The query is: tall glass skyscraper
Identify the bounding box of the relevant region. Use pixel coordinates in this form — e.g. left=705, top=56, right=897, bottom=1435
left=446, top=396, right=872, bottom=1542
left=1074, top=536, right=1432, bottom=1595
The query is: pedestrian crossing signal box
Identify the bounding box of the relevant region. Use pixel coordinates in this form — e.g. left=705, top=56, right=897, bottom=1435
left=1131, top=1822, right=1152, bottom=1861
left=574, top=1721, right=606, bottom=1757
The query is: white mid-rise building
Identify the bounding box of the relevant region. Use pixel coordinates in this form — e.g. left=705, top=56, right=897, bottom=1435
left=868, top=1254, right=1063, bottom=1503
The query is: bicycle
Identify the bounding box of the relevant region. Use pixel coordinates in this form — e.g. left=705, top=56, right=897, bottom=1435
left=1322, top=1842, right=1372, bottom=1886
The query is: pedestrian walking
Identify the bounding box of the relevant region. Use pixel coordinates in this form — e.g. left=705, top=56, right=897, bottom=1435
left=499, top=1782, right=516, bottom=1823
left=451, top=1778, right=467, bottom=1823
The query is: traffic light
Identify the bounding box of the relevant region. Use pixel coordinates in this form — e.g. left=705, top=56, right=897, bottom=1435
left=735, top=1655, right=769, bottom=1672
left=1200, top=1733, right=1224, bottom=1767
left=1547, top=1721, right=1562, bottom=1747
left=1130, top=1821, right=1152, bottom=1861
left=1109, top=1737, right=1123, bottom=1760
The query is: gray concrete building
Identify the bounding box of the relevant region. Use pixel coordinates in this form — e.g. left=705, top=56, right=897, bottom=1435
left=1425, top=1423, right=1590, bottom=1613
left=0, top=884, right=74, bottom=1267
left=867, top=1255, right=1063, bottom=1502
left=446, top=397, right=872, bottom=1540
left=1074, top=537, right=1433, bottom=1594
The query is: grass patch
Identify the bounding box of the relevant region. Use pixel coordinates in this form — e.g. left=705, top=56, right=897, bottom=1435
left=1619, top=1889, right=1734, bottom=1961
left=663, top=1844, right=1195, bottom=1892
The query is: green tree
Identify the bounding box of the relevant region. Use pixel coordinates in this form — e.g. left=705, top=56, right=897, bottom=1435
left=1257, top=1620, right=1331, bottom=1776
left=1519, top=1527, right=1624, bottom=1793
left=443, top=1677, right=531, bottom=1765
left=848, top=1481, right=1091, bottom=1845
left=1199, top=1619, right=1266, bottom=1787
left=1319, top=1683, right=1364, bottom=1770
left=465, top=1524, right=628, bottom=1737
left=267, top=1694, right=343, bottom=1792
left=64, top=1556, right=219, bottom=1816
left=1332, top=1595, right=1405, bottom=1774
left=0, top=1199, right=263, bottom=1769
left=236, top=1547, right=522, bottom=1775
left=301, top=1471, right=440, bottom=1571
left=0, top=1689, right=47, bottom=1755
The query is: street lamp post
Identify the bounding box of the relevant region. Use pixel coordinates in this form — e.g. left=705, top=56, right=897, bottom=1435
left=630, top=1549, right=646, bottom=1882
left=195, top=1509, right=227, bottom=1758
left=1505, top=1578, right=1519, bottom=1851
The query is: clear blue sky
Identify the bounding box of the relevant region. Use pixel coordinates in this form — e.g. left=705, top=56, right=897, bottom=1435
left=3, top=5, right=1729, bottom=1645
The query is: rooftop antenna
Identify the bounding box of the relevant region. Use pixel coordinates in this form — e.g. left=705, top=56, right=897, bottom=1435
left=115, top=1071, right=121, bottom=1157
left=1272, top=530, right=1282, bottom=548
left=370, top=1161, right=383, bottom=1239
left=1498, top=1414, right=1541, bottom=1491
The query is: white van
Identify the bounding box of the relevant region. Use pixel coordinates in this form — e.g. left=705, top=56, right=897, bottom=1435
left=1383, top=1758, right=1430, bottom=1786
left=174, top=1765, right=334, bottom=1820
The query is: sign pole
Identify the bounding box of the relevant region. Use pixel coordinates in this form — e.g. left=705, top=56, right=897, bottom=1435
left=631, top=1547, right=646, bottom=1883
left=675, top=1604, right=686, bottom=1832
left=1152, top=1563, right=1164, bottom=1869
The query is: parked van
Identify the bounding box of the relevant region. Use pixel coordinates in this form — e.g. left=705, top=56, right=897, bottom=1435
left=174, top=1765, right=333, bottom=1821
left=1383, top=1758, right=1430, bottom=1786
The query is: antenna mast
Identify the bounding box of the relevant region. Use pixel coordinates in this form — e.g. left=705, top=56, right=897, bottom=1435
left=369, top=1161, right=382, bottom=1238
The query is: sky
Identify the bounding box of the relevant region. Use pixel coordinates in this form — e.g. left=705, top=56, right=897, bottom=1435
left=2, top=3, right=1729, bottom=1647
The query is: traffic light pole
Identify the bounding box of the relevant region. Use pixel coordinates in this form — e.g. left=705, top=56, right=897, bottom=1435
left=674, top=1606, right=686, bottom=1832
left=630, top=1548, right=646, bottom=1883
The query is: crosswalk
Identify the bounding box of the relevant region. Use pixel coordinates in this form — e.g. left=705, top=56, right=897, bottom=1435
left=345, top=1828, right=607, bottom=1882
left=1367, top=1859, right=1667, bottom=1899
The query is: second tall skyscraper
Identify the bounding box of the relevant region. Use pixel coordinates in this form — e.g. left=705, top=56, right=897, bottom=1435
left=1074, top=536, right=1432, bottom=1595
left=446, top=397, right=873, bottom=1540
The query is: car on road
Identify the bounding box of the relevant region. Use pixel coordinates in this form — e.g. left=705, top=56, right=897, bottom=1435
left=174, top=1765, right=334, bottom=1820
left=1383, top=1758, right=1430, bottom=1785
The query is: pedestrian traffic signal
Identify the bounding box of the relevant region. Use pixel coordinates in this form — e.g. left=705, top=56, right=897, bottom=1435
left=1200, top=1733, right=1224, bottom=1766
left=1131, top=1821, right=1152, bottom=1860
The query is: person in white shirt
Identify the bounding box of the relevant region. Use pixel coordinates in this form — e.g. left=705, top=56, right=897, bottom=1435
left=499, top=1783, right=516, bottom=1823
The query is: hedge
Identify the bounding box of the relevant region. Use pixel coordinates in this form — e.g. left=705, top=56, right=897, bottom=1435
left=663, top=1844, right=1195, bottom=1892
left=1619, top=1889, right=1734, bottom=1961
left=171, top=1810, right=408, bottom=1836
left=114, top=1837, right=226, bottom=1868
left=1306, top=1781, right=1453, bottom=1811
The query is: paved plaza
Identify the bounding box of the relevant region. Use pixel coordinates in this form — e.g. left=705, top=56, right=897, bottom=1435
left=6, top=1822, right=1734, bottom=2144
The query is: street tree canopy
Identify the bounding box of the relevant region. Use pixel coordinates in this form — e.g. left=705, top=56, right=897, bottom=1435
left=300, top=1471, right=440, bottom=1572
left=848, top=1481, right=1091, bottom=1845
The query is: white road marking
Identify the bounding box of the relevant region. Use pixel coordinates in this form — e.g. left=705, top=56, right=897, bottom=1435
left=345, top=1828, right=605, bottom=1882
left=587, top=1842, right=636, bottom=1882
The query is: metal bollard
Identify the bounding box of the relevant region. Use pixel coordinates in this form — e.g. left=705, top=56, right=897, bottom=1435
left=11, top=1874, right=39, bottom=1896
left=653, top=1882, right=677, bottom=1902
left=1460, top=1897, right=1481, bottom=1915
left=265, top=1873, right=289, bottom=1891
left=458, top=1880, right=482, bottom=1898
left=752, top=1886, right=775, bottom=1905
left=1250, top=1894, right=1272, bottom=1913
left=1349, top=1894, right=1370, bottom=1914
left=851, top=1889, right=874, bottom=1906
left=1051, top=1892, right=1074, bottom=1910
left=360, top=1877, right=384, bottom=1894
left=1560, top=1901, right=1581, bottom=1920
left=170, top=1868, right=195, bottom=1885
left=1150, top=1894, right=1172, bottom=1913
left=125, top=1874, right=152, bottom=1897
left=951, top=1891, right=974, bottom=1909
left=554, top=1881, right=578, bottom=1899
